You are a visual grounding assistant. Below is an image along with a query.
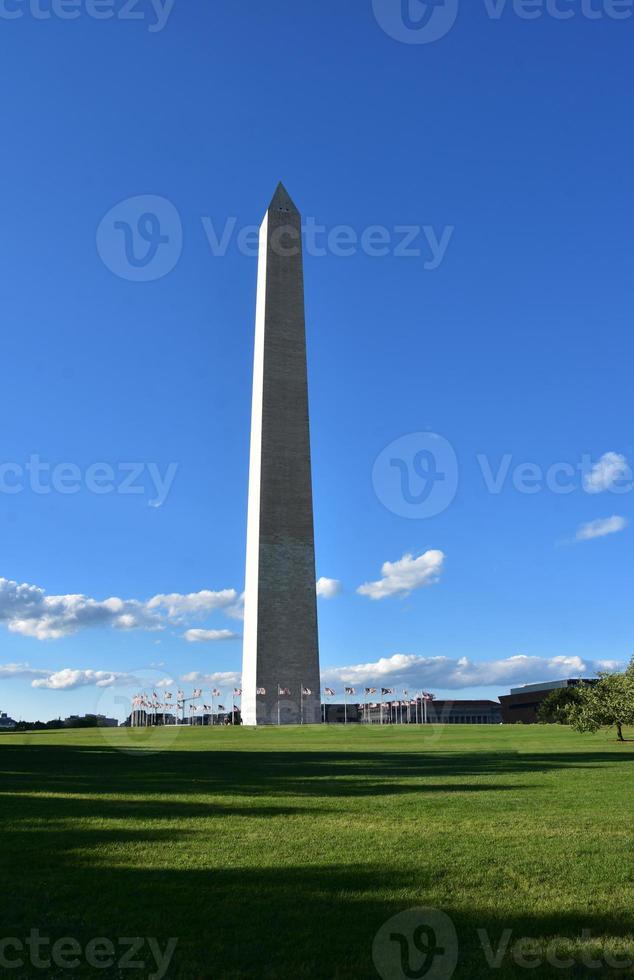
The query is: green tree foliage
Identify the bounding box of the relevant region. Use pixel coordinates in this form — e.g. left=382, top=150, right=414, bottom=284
left=567, top=659, right=634, bottom=742
left=537, top=686, right=583, bottom=724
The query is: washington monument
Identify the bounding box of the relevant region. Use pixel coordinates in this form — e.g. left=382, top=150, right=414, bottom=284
left=241, top=184, right=321, bottom=726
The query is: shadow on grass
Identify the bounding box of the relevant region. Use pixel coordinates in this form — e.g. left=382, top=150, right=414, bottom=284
left=1, top=860, right=633, bottom=978
left=1, top=743, right=633, bottom=977
left=1, top=743, right=632, bottom=803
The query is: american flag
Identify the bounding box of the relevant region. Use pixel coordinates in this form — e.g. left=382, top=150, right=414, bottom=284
left=302, top=687, right=312, bottom=696
left=233, top=688, right=242, bottom=696
left=364, top=688, right=377, bottom=695
left=423, top=691, right=435, bottom=701
left=256, top=687, right=266, bottom=695
left=324, top=688, right=336, bottom=697
left=278, top=687, right=291, bottom=696
left=193, top=688, right=202, bottom=698
left=345, top=687, right=356, bottom=696
left=382, top=688, right=394, bottom=696
left=165, top=692, right=173, bottom=700
left=177, top=690, right=185, bottom=700
left=217, top=705, right=225, bottom=712
left=212, top=689, right=221, bottom=697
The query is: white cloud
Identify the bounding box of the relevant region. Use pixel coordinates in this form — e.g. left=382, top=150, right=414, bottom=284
left=0, top=662, right=130, bottom=691
left=575, top=515, right=628, bottom=542
left=584, top=452, right=631, bottom=494
left=148, top=590, right=240, bottom=620
left=0, top=576, right=243, bottom=642
left=0, top=579, right=161, bottom=641
left=183, top=629, right=240, bottom=643
left=321, top=653, right=619, bottom=691
left=316, top=577, right=342, bottom=599
left=357, top=550, right=445, bottom=600
left=180, top=670, right=241, bottom=687
left=31, top=668, right=137, bottom=691
left=0, top=662, right=49, bottom=681
left=7, top=652, right=620, bottom=697
left=226, top=592, right=245, bottom=621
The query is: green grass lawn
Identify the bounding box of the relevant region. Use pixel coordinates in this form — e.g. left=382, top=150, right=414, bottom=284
left=1, top=724, right=633, bottom=979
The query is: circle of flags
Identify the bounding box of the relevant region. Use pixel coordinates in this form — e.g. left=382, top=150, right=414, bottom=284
left=130, top=685, right=436, bottom=726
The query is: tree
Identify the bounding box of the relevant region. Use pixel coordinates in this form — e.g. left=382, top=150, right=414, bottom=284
left=567, top=659, right=634, bottom=742
left=73, top=714, right=100, bottom=729
left=537, top=686, right=582, bottom=724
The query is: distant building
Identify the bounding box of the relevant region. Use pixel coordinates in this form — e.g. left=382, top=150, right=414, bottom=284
left=125, top=711, right=243, bottom=727
left=0, top=712, right=16, bottom=730
left=63, top=714, right=118, bottom=728
left=426, top=700, right=502, bottom=725
left=125, top=711, right=176, bottom=727
left=498, top=679, right=596, bottom=724
left=323, top=703, right=361, bottom=724
left=356, top=699, right=502, bottom=725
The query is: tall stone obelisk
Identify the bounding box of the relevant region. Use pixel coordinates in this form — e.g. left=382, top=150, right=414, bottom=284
left=241, top=184, right=321, bottom=726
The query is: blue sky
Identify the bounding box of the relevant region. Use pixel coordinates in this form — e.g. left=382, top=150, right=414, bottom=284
left=1, top=0, right=633, bottom=721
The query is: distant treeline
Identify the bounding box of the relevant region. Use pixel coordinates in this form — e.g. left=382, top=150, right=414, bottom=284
left=11, top=715, right=106, bottom=732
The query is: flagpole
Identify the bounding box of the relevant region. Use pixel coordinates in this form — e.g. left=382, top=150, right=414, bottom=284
left=277, top=687, right=280, bottom=727
left=344, top=689, right=347, bottom=726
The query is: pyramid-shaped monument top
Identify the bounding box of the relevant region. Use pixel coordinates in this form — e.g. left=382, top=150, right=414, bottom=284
left=268, top=182, right=299, bottom=215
